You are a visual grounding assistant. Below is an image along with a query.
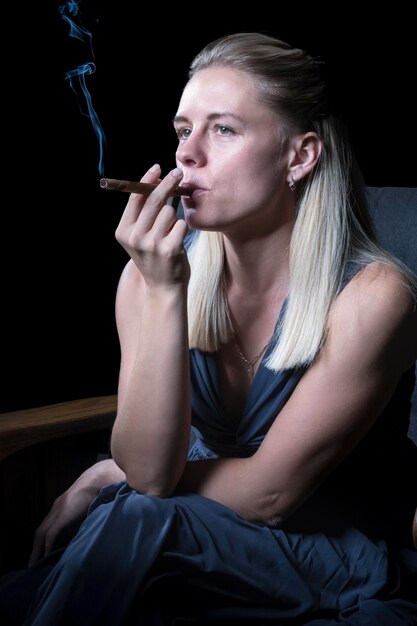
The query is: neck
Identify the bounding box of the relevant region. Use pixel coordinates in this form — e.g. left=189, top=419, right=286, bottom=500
left=223, top=220, right=293, bottom=297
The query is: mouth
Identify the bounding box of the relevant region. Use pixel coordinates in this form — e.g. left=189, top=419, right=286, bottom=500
left=182, top=182, right=209, bottom=199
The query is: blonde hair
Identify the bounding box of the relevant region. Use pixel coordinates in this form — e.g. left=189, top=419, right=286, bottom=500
left=186, top=33, right=416, bottom=370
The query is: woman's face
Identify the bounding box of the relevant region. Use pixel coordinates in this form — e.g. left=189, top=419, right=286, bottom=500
left=174, top=66, right=293, bottom=235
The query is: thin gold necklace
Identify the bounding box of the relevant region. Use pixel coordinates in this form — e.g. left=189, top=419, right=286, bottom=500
left=233, top=335, right=270, bottom=379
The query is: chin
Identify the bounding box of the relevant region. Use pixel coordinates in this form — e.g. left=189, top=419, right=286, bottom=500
left=182, top=207, right=215, bottom=231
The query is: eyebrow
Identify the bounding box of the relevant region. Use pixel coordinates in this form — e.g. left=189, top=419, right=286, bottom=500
left=172, top=112, right=246, bottom=125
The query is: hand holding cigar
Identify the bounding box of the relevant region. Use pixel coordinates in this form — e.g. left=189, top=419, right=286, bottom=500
left=100, top=178, right=193, bottom=197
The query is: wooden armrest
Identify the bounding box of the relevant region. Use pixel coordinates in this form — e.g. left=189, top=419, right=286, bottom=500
left=0, top=395, right=117, bottom=461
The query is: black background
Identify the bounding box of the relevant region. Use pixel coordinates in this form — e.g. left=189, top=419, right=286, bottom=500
left=2, top=2, right=416, bottom=413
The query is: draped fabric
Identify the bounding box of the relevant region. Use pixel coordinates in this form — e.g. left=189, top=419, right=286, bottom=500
left=1, top=263, right=416, bottom=624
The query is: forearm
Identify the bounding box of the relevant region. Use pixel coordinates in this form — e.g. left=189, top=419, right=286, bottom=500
left=181, top=457, right=288, bottom=525
left=111, top=286, right=191, bottom=496
left=76, top=458, right=126, bottom=493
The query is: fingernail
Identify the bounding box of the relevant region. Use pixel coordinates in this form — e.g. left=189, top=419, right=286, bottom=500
left=171, top=167, right=183, bottom=178
left=149, top=163, right=160, bottom=172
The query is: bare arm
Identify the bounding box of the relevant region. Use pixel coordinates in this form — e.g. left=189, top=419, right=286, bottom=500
left=110, top=166, right=191, bottom=496
left=29, top=166, right=191, bottom=564
left=181, top=264, right=417, bottom=523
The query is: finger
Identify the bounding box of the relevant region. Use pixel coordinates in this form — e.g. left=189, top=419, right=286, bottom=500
left=119, top=164, right=162, bottom=228
left=167, top=218, right=189, bottom=247
left=28, top=508, right=59, bottom=567
left=28, top=529, right=46, bottom=567
left=136, top=168, right=184, bottom=232
left=132, top=164, right=162, bottom=195
left=44, top=528, right=60, bottom=556
left=28, top=545, right=42, bottom=567
left=158, top=219, right=189, bottom=258
left=150, top=204, right=178, bottom=239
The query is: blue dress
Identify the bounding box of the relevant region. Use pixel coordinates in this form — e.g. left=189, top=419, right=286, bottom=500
left=1, top=266, right=416, bottom=625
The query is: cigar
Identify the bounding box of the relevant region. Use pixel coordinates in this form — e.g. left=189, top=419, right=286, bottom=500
left=100, top=178, right=193, bottom=197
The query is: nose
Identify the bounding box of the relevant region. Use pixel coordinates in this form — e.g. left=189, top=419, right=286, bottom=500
left=176, top=131, right=207, bottom=168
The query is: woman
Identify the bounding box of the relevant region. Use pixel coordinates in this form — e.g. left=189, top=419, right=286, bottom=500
left=1, top=32, right=417, bottom=625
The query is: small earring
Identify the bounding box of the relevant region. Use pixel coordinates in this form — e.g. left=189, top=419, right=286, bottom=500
left=288, top=178, right=296, bottom=191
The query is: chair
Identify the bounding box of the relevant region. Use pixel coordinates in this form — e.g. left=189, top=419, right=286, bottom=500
left=1, top=186, right=416, bottom=574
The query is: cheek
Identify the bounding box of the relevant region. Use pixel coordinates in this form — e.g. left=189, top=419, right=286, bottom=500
left=226, top=153, right=282, bottom=201
left=230, top=156, right=287, bottom=219
left=219, top=152, right=267, bottom=184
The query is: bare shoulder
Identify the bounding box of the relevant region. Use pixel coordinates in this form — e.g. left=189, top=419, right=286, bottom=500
left=328, top=261, right=417, bottom=370
left=335, top=261, right=415, bottom=318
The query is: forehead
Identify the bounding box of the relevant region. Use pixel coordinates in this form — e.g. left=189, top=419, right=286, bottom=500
left=176, top=66, right=270, bottom=120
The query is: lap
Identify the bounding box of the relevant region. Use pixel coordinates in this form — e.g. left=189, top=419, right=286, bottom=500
left=3, top=481, right=417, bottom=625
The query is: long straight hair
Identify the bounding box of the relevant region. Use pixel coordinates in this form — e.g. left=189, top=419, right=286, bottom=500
left=185, top=33, right=416, bottom=370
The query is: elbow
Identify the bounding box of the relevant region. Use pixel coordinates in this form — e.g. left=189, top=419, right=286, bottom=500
left=110, top=442, right=179, bottom=498
left=125, top=466, right=177, bottom=498
left=110, top=423, right=188, bottom=497
left=253, top=490, right=296, bottom=528
left=126, top=475, right=174, bottom=498
left=114, top=459, right=176, bottom=497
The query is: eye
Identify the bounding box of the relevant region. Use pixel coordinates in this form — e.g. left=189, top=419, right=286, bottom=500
left=215, top=125, right=234, bottom=136
left=175, top=127, right=192, bottom=141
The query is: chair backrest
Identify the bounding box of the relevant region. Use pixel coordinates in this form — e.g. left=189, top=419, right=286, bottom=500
left=366, top=187, right=417, bottom=444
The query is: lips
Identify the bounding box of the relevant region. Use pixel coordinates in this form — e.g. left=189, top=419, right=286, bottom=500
left=182, top=180, right=208, bottom=190
left=181, top=182, right=209, bottom=198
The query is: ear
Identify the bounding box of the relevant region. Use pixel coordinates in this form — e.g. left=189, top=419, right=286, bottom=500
left=286, top=132, right=322, bottom=185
